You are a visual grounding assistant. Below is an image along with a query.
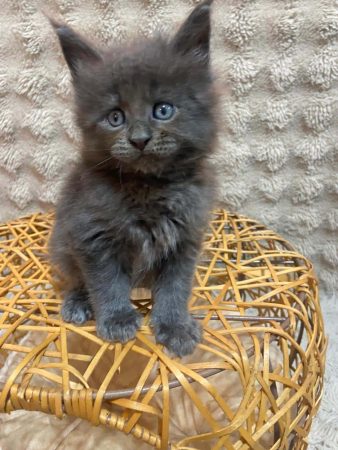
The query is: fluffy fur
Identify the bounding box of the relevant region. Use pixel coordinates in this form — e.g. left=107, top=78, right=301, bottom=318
left=49, top=0, right=217, bottom=357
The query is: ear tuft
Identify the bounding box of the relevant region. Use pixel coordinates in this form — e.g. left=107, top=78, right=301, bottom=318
left=49, top=17, right=101, bottom=77
left=172, top=0, right=212, bottom=64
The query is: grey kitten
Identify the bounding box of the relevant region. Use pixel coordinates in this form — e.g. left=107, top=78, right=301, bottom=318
left=49, top=0, right=217, bottom=357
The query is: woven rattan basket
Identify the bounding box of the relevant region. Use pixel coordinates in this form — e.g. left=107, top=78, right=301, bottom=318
left=0, top=210, right=326, bottom=449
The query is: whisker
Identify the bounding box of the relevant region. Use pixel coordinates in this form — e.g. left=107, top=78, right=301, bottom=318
left=89, top=154, right=114, bottom=170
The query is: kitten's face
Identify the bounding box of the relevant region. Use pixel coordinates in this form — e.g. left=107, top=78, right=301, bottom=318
left=52, top=1, right=215, bottom=174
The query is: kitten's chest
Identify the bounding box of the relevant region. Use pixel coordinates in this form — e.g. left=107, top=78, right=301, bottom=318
left=124, top=182, right=175, bottom=221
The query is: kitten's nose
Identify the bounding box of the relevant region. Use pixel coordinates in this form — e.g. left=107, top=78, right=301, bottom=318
left=129, top=137, right=151, bottom=151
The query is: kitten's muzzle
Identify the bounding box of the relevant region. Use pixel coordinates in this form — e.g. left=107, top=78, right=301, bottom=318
left=129, top=136, right=151, bottom=151
left=128, top=123, right=152, bottom=151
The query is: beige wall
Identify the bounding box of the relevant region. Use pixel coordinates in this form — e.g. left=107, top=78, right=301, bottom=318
left=0, top=0, right=337, bottom=291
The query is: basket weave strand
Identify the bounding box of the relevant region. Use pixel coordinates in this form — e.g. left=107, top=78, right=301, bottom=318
left=0, top=210, right=327, bottom=449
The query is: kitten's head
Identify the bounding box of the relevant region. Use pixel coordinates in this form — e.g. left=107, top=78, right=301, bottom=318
left=51, top=1, right=216, bottom=175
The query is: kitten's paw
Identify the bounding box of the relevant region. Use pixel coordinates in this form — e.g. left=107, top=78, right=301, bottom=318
left=61, top=290, right=94, bottom=324
left=96, top=310, right=141, bottom=343
left=154, top=316, right=202, bottom=357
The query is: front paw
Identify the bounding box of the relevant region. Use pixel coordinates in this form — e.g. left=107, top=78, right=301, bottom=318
left=96, top=309, right=141, bottom=343
left=61, top=290, right=94, bottom=324
left=153, top=316, right=202, bottom=357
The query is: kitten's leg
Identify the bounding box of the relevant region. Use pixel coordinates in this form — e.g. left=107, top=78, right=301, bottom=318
left=80, top=254, right=141, bottom=343
left=50, top=226, right=93, bottom=324
left=152, top=245, right=201, bottom=357
left=58, top=256, right=94, bottom=324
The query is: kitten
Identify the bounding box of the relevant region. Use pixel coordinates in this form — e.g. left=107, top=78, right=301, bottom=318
left=49, top=0, right=217, bottom=357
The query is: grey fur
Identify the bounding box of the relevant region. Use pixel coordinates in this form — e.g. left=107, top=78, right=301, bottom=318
left=49, top=1, right=217, bottom=357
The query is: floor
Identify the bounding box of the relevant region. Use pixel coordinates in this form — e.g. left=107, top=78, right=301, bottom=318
left=309, top=294, right=338, bottom=449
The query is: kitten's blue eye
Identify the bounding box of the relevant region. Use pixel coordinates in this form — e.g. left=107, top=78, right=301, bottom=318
left=153, top=103, right=175, bottom=121
left=107, top=109, right=125, bottom=127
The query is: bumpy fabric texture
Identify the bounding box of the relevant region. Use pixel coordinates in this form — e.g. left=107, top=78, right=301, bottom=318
left=308, top=294, right=338, bottom=450
left=0, top=0, right=337, bottom=291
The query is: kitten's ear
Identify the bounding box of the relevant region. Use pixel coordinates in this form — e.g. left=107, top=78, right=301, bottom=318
left=49, top=18, right=102, bottom=77
left=172, top=0, right=212, bottom=63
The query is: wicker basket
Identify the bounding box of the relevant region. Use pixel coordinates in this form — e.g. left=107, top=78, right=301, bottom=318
left=0, top=210, right=327, bottom=449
